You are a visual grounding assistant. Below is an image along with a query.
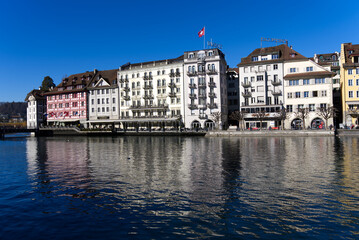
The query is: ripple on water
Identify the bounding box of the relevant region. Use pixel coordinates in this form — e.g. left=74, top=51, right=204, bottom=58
left=0, top=136, right=359, bottom=239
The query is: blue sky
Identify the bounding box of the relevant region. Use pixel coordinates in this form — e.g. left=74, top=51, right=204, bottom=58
left=1, top=0, right=358, bottom=102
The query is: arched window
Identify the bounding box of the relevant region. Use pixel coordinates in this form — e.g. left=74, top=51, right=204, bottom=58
left=188, top=66, right=191, bottom=72
left=211, top=64, right=215, bottom=71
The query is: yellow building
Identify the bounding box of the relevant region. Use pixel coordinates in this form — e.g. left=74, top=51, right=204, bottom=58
left=340, top=43, right=359, bottom=126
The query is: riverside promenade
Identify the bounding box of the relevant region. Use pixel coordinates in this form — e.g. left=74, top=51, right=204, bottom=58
left=206, top=129, right=335, bottom=137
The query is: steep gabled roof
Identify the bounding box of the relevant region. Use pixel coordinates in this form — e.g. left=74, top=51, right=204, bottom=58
left=87, top=69, right=118, bottom=89
left=25, top=89, right=45, bottom=101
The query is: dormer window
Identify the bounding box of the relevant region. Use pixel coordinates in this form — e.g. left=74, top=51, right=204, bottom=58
left=272, top=54, right=279, bottom=59
left=208, top=51, right=213, bottom=56
left=290, top=53, right=296, bottom=58
left=353, top=56, right=359, bottom=63
left=252, top=56, right=258, bottom=62
left=189, top=53, right=194, bottom=59
left=332, top=55, right=337, bottom=61
left=349, top=50, right=354, bottom=54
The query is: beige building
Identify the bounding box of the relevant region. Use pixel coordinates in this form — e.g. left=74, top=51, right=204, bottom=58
left=340, top=43, right=359, bottom=126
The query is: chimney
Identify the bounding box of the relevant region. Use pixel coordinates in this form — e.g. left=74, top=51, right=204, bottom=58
left=94, top=69, right=98, bottom=74
left=290, top=45, right=293, bottom=49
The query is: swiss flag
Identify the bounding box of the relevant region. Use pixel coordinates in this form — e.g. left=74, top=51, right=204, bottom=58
left=198, top=27, right=205, bottom=38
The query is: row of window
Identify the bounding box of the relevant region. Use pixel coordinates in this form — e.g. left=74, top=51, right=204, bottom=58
left=119, top=69, right=181, bottom=79
left=91, top=89, right=116, bottom=95
left=251, top=54, right=279, bottom=62
left=49, top=111, right=85, bottom=117
left=188, top=64, right=216, bottom=73
left=120, top=78, right=181, bottom=89
left=91, top=107, right=116, bottom=113
left=121, top=97, right=182, bottom=107
left=289, top=66, right=314, bottom=73
left=347, top=69, right=359, bottom=75
left=188, top=51, right=214, bottom=59
left=243, top=64, right=279, bottom=73
left=286, top=103, right=327, bottom=112
left=348, top=91, right=359, bottom=98
left=91, top=98, right=116, bottom=105
left=287, top=90, right=327, bottom=99
left=288, top=78, right=326, bottom=86
left=48, top=92, right=85, bottom=100
left=58, top=85, right=85, bottom=91
left=347, top=79, right=359, bottom=86
left=48, top=102, right=85, bottom=109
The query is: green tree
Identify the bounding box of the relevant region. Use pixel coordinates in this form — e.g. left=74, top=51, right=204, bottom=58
left=40, top=76, right=55, bottom=91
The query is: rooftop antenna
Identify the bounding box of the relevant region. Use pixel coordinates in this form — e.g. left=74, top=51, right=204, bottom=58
left=261, top=37, right=288, bottom=48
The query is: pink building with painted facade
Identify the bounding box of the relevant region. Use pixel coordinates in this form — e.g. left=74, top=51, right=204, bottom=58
left=45, top=71, right=95, bottom=126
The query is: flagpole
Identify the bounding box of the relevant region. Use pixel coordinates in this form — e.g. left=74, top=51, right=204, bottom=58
left=204, top=26, right=206, bottom=49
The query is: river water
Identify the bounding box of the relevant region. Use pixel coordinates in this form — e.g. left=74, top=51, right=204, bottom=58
left=0, top=135, right=358, bottom=239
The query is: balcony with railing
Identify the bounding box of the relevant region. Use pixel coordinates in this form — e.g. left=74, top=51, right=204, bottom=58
left=189, top=83, right=197, bottom=88
left=123, top=86, right=130, bottom=92
left=199, top=114, right=208, bottom=119
left=168, top=82, right=176, bottom=88
left=207, top=103, right=218, bottom=109
left=122, top=95, right=130, bottom=101
left=271, top=80, right=282, bottom=86
left=188, top=103, right=198, bottom=110
left=208, top=81, right=216, bottom=88
left=175, top=72, right=181, bottom=77
left=143, top=76, right=153, bottom=80
left=143, top=84, right=153, bottom=89
left=189, top=93, right=197, bottom=99
left=271, top=89, right=282, bottom=95
left=198, top=82, right=206, bottom=88
left=198, top=70, right=206, bottom=75
left=187, top=71, right=197, bottom=76
left=169, top=72, right=175, bottom=77
left=130, top=104, right=169, bottom=110
left=206, top=69, right=217, bottom=75
left=119, top=78, right=129, bottom=83
left=143, top=94, right=154, bottom=100
left=241, top=82, right=252, bottom=88
left=242, top=92, right=252, bottom=97
left=168, top=92, right=177, bottom=98
left=198, top=93, right=207, bottom=99
left=209, top=92, right=216, bottom=98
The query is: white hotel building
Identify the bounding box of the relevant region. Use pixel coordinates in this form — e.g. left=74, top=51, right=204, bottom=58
left=117, top=56, right=185, bottom=129
left=116, top=49, right=228, bottom=130
left=183, top=49, right=228, bottom=129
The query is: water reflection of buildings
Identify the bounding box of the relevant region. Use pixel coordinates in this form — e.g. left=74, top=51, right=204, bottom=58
left=337, top=137, right=359, bottom=202
left=26, top=137, right=90, bottom=189
left=85, top=137, right=227, bottom=216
